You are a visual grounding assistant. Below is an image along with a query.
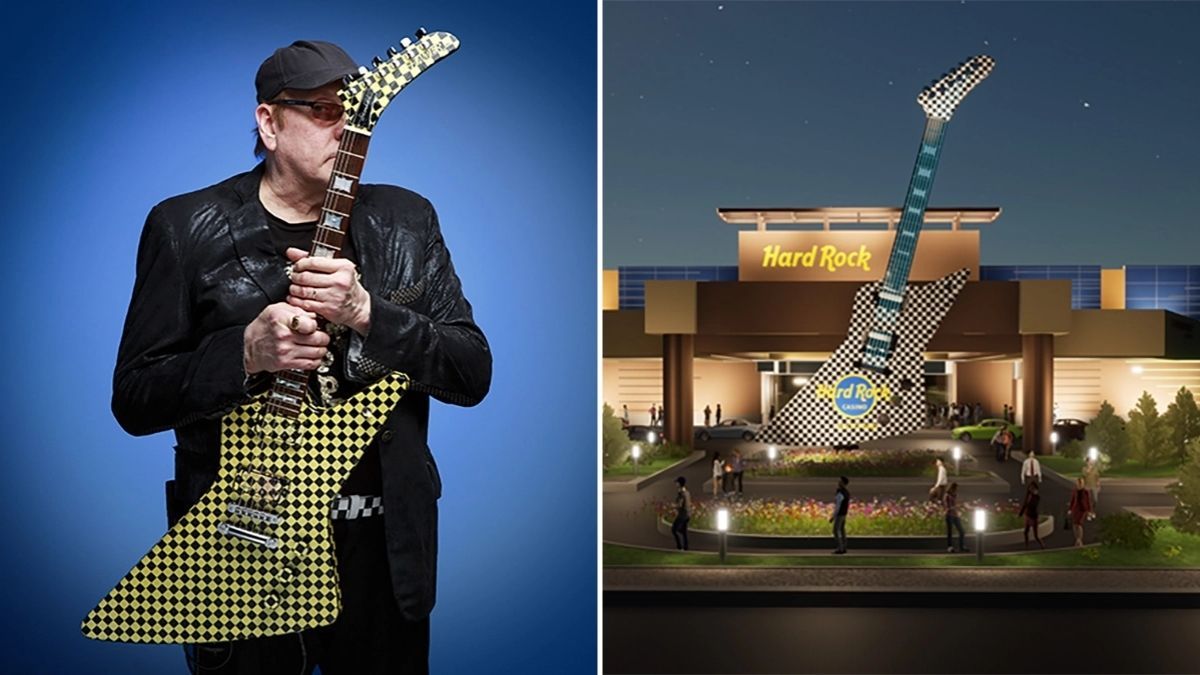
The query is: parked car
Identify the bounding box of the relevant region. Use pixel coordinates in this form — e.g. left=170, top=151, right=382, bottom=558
left=1053, top=418, right=1088, bottom=442
left=695, top=418, right=761, bottom=442
left=951, top=418, right=1023, bottom=442
left=625, top=424, right=664, bottom=445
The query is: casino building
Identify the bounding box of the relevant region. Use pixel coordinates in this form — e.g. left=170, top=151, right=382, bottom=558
left=602, top=207, right=1200, bottom=452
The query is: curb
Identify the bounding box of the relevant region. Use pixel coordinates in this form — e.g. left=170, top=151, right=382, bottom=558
left=603, top=451, right=706, bottom=493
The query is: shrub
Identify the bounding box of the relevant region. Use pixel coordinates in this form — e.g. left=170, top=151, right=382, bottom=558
left=1128, top=391, right=1172, bottom=468
left=1086, top=401, right=1130, bottom=465
left=1169, top=438, right=1200, bottom=535
left=1163, top=387, right=1200, bottom=464
left=1097, top=512, right=1157, bottom=549
left=602, top=404, right=631, bottom=468
left=1057, top=438, right=1084, bottom=459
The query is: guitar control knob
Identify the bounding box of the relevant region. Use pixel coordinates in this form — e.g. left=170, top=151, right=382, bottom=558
left=264, top=593, right=280, bottom=608
left=415, top=27, right=427, bottom=38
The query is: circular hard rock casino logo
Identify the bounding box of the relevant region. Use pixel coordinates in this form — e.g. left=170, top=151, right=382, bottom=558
left=833, top=374, right=878, bottom=418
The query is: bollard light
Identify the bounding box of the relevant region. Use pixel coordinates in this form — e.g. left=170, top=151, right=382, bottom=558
left=631, top=444, right=641, bottom=476
left=973, top=508, right=987, bottom=563
left=716, top=507, right=730, bottom=563
left=647, top=431, right=657, bottom=444
left=1050, top=431, right=1059, bottom=445
left=768, top=446, right=778, bottom=462
left=952, top=446, right=961, bottom=476
left=1088, top=446, right=1100, bottom=462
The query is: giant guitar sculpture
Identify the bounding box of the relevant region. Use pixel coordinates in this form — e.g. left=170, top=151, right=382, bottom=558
left=82, top=29, right=460, bottom=645
left=756, top=55, right=995, bottom=448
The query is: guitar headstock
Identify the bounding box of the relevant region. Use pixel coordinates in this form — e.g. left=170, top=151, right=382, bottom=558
left=338, top=28, right=460, bottom=133
left=917, top=55, right=995, bottom=121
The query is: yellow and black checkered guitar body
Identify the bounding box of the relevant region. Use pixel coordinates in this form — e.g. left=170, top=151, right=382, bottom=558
left=81, top=371, right=409, bottom=644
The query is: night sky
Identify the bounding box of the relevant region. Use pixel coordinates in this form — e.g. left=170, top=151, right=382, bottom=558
left=603, top=1, right=1200, bottom=268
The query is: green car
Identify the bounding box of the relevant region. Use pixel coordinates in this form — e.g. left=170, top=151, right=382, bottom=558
left=951, top=418, right=1023, bottom=442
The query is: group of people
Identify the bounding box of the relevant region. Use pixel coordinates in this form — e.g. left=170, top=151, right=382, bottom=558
left=930, top=401, right=984, bottom=428
left=711, top=449, right=746, bottom=497
left=702, top=403, right=723, bottom=427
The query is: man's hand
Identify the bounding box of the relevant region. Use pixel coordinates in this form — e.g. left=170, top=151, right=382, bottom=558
left=244, top=303, right=329, bottom=374
left=284, top=247, right=371, bottom=335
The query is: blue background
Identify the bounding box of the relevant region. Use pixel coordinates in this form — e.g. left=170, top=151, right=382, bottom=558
left=0, top=1, right=597, bottom=672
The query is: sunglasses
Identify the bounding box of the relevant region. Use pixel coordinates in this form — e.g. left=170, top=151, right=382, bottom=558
left=268, top=99, right=345, bottom=123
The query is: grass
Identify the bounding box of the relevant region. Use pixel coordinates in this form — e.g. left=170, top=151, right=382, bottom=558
left=603, top=525, right=1200, bottom=567
left=604, top=456, right=689, bottom=479
left=1040, top=455, right=1182, bottom=479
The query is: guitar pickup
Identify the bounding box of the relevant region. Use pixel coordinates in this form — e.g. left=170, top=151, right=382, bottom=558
left=228, top=502, right=282, bottom=525
left=217, top=522, right=279, bottom=550
left=236, top=470, right=289, bottom=507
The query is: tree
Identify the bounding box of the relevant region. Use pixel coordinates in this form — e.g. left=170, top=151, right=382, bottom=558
left=1085, top=400, right=1130, bottom=465
left=1128, top=391, right=1171, bottom=468
left=602, top=404, right=632, bottom=468
left=1169, top=437, right=1200, bottom=535
left=1163, top=386, right=1200, bottom=464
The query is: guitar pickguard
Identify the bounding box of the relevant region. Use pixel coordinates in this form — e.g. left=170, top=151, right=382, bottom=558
left=756, top=268, right=968, bottom=447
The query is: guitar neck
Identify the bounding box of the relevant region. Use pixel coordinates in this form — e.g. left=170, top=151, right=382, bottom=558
left=858, top=116, right=948, bottom=373
left=263, top=128, right=372, bottom=419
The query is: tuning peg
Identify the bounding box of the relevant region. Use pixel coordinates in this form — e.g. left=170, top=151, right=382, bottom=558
left=372, top=56, right=384, bottom=66
left=342, top=74, right=354, bottom=86
left=400, top=37, right=412, bottom=48
left=415, top=27, right=427, bottom=38
left=358, top=66, right=369, bottom=76
left=387, top=46, right=398, bottom=57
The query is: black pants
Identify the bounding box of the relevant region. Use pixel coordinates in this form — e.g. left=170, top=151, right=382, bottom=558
left=733, top=471, right=744, bottom=494
left=672, top=514, right=690, bottom=550
left=184, top=515, right=429, bottom=675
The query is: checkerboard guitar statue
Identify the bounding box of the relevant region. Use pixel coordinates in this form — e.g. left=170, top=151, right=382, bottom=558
left=756, top=55, right=995, bottom=448
left=82, top=29, right=459, bottom=645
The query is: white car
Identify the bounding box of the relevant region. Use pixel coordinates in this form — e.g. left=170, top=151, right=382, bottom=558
left=695, top=418, right=761, bottom=442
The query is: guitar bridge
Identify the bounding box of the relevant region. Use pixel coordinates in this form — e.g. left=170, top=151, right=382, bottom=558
left=228, top=502, right=282, bottom=525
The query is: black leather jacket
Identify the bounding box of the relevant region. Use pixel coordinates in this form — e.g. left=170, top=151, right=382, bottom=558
left=111, top=163, right=492, bottom=619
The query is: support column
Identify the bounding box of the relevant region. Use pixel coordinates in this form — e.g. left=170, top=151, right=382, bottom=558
left=663, top=334, right=694, bottom=448
left=1021, top=334, right=1054, bottom=455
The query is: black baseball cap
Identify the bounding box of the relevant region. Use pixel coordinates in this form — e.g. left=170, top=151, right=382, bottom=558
left=255, top=40, right=359, bottom=103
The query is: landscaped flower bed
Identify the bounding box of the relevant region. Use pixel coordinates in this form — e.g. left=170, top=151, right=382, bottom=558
left=658, top=496, right=1026, bottom=536
left=750, top=448, right=973, bottom=478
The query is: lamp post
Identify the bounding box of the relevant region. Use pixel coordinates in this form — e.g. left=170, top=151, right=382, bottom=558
left=631, top=444, right=641, bottom=476
left=1050, top=431, right=1059, bottom=455
left=716, top=507, right=730, bottom=563
left=768, top=445, right=777, bottom=472
left=1088, top=446, right=1100, bottom=463
left=952, top=445, right=962, bottom=476
left=973, top=508, right=987, bottom=563
left=647, top=430, right=657, bottom=445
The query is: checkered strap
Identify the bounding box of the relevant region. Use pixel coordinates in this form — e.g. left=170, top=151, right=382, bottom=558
left=331, top=494, right=385, bottom=520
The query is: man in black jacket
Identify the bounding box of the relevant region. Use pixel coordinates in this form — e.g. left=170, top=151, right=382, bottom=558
left=111, top=40, right=491, bottom=674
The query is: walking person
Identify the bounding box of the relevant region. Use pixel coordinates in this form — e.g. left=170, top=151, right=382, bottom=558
left=1021, top=450, right=1042, bottom=487
left=991, top=424, right=1006, bottom=462
left=944, top=482, right=966, bottom=553
left=731, top=448, right=745, bottom=496
left=1019, top=482, right=1044, bottom=549
left=704, top=404, right=712, bottom=427
left=1067, top=477, right=1093, bottom=547
left=711, top=451, right=723, bottom=498
left=929, top=458, right=948, bottom=502
left=1082, top=456, right=1101, bottom=507
left=973, top=402, right=983, bottom=425
left=829, top=476, right=851, bottom=554
left=649, top=403, right=657, bottom=426
left=671, top=476, right=692, bottom=550
left=1002, top=425, right=1015, bottom=461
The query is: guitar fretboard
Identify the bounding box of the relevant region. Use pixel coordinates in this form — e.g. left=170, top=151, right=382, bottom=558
left=860, top=116, right=948, bottom=372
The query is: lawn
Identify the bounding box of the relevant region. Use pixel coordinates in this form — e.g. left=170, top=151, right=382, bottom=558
left=1040, top=455, right=1182, bottom=479
left=604, top=456, right=689, bottom=478
left=603, top=525, right=1200, bottom=568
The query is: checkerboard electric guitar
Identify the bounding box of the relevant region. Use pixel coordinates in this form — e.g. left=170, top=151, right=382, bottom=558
left=81, top=29, right=459, bottom=645
left=756, top=55, right=996, bottom=448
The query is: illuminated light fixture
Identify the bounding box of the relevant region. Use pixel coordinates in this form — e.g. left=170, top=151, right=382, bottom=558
left=952, top=446, right=962, bottom=461
left=631, top=444, right=641, bottom=460
left=973, top=508, right=987, bottom=532
left=1050, top=432, right=1059, bottom=444
left=792, top=377, right=809, bottom=386
left=717, top=508, right=730, bottom=532
left=647, top=431, right=657, bottom=444
left=768, top=446, right=778, bottom=461
left=1131, top=365, right=1144, bottom=375
left=1088, top=446, right=1099, bottom=462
